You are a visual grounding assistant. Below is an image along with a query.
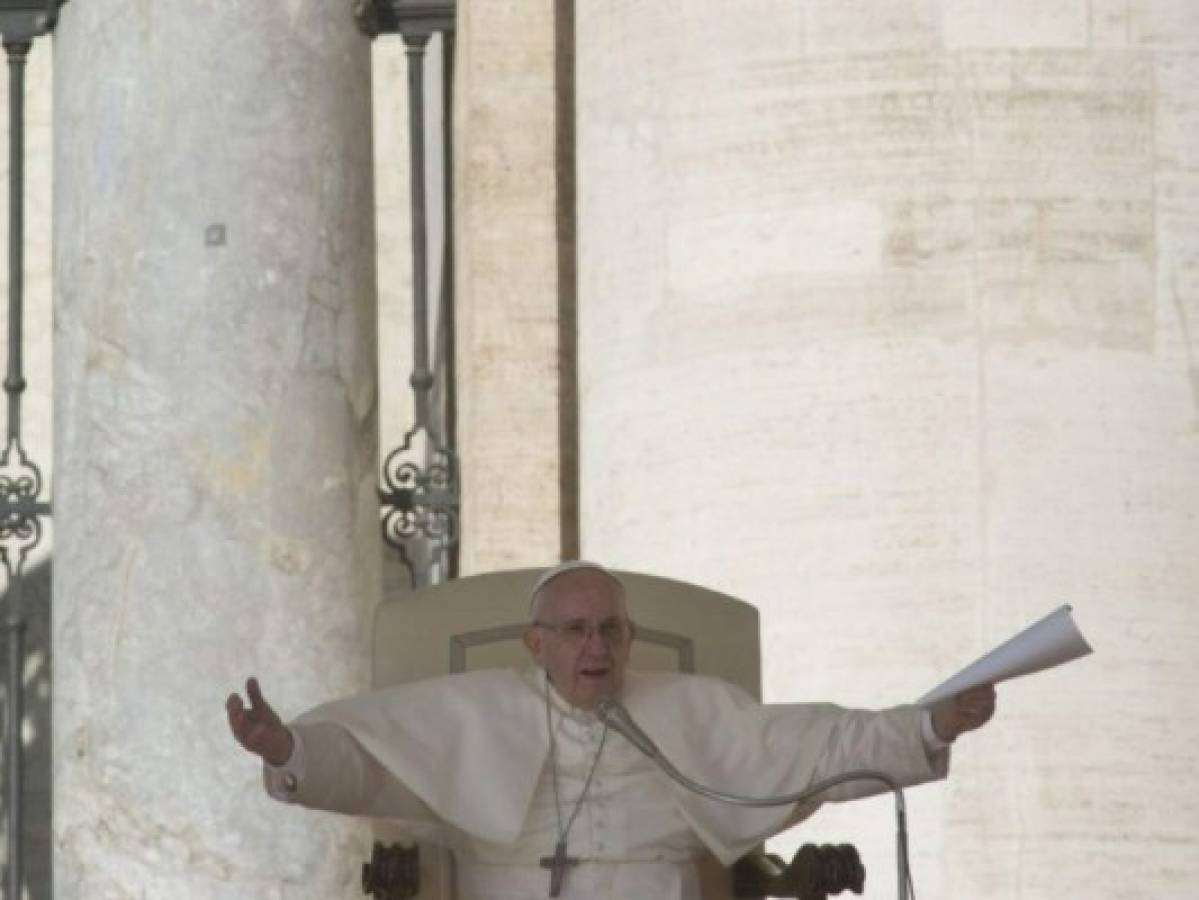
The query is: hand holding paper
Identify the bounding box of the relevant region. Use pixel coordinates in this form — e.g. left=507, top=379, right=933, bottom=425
left=930, top=683, right=997, bottom=741
left=919, top=605, right=1093, bottom=707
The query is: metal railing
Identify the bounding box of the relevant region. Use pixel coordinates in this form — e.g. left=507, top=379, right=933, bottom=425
left=0, top=4, right=59, bottom=897
left=358, top=0, right=460, bottom=589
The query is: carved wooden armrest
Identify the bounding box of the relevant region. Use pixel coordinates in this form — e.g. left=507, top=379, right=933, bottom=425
left=360, top=838, right=863, bottom=899
left=362, top=841, right=420, bottom=900
left=731, top=843, right=864, bottom=899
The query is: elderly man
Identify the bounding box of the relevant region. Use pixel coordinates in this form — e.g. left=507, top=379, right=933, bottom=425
left=227, top=561, right=995, bottom=899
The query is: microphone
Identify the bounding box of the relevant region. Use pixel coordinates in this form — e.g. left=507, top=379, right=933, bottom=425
left=596, top=695, right=662, bottom=760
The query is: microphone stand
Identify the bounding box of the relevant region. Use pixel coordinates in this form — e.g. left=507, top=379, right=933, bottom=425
left=597, top=696, right=913, bottom=900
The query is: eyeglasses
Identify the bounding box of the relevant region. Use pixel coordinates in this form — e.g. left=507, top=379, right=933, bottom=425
left=532, top=617, right=630, bottom=646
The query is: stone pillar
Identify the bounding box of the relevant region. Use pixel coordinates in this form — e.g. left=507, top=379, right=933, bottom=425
left=454, top=0, right=572, bottom=571
left=52, top=3, right=378, bottom=897
left=577, top=2, right=1199, bottom=898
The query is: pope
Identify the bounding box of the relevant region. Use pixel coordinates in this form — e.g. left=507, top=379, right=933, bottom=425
left=227, top=561, right=996, bottom=899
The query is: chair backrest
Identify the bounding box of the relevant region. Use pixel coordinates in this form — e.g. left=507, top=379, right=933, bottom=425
left=372, top=567, right=760, bottom=698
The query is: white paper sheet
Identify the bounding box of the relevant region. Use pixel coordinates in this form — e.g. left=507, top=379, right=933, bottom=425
left=918, top=605, right=1093, bottom=706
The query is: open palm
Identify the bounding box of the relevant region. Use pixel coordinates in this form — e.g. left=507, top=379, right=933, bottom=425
left=226, top=677, right=293, bottom=766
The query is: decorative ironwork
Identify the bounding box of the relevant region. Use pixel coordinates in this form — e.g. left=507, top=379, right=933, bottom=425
left=363, top=3, right=460, bottom=587
left=0, top=6, right=57, bottom=899
left=355, top=0, right=453, bottom=38
left=0, top=438, right=47, bottom=577
left=379, top=423, right=459, bottom=581
left=0, top=0, right=61, bottom=43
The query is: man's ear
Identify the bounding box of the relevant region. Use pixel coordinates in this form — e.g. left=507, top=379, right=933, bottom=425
left=522, top=625, right=541, bottom=661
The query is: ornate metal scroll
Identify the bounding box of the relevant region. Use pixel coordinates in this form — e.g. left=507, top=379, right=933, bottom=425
left=379, top=420, right=458, bottom=584
left=0, top=4, right=58, bottom=898
left=0, top=441, right=47, bottom=577
left=358, top=1, right=459, bottom=588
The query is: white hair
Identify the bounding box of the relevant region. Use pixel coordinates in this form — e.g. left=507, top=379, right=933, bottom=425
left=527, top=560, right=625, bottom=620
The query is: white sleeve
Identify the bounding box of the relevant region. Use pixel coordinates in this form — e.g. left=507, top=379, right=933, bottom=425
left=808, top=704, right=951, bottom=804
left=920, top=708, right=952, bottom=753
left=260, top=721, right=438, bottom=826
left=262, top=728, right=305, bottom=802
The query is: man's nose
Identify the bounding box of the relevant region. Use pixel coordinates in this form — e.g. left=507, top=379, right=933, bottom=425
left=582, top=627, right=610, bottom=653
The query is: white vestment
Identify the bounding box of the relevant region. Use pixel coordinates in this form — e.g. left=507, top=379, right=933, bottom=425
left=265, top=669, right=949, bottom=899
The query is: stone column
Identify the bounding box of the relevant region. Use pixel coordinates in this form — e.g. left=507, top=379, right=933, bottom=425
left=577, top=2, right=1199, bottom=899
left=52, top=3, right=378, bottom=897
left=453, top=0, right=572, bottom=571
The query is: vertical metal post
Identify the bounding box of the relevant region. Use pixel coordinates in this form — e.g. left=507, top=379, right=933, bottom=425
left=2, top=583, right=21, bottom=900
left=4, top=39, right=27, bottom=444
left=439, top=30, right=459, bottom=579
left=404, top=33, right=432, bottom=429
left=2, top=35, right=30, bottom=900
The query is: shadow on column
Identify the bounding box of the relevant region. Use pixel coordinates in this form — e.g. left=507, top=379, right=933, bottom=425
left=1, top=558, right=52, bottom=900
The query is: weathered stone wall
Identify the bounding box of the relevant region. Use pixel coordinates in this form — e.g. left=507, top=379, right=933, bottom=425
left=453, top=0, right=572, bottom=572
left=577, top=2, right=1199, bottom=897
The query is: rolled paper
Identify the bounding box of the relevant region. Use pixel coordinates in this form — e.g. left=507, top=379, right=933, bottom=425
left=918, top=605, right=1093, bottom=706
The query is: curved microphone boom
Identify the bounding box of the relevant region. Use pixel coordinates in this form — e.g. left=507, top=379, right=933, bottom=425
left=595, top=694, right=663, bottom=760
left=596, top=694, right=915, bottom=900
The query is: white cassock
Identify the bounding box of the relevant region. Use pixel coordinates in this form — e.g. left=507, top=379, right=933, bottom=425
left=264, top=669, right=949, bottom=900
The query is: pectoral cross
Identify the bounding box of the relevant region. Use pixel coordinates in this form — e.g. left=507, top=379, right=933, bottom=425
left=539, top=839, right=579, bottom=897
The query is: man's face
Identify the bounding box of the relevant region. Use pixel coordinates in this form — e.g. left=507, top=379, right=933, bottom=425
left=523, top=568, right=633, bottom=710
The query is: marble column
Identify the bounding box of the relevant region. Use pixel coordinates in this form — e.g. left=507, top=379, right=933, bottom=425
left=52, top=3, right=379, bottom=897
left=577, top=2, right=1199, bottom=898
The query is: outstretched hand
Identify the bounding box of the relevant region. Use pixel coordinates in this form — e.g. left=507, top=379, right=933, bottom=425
left=931, top=684, right=996, bottom=743
left=226, top=677, right=294, bottom=767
